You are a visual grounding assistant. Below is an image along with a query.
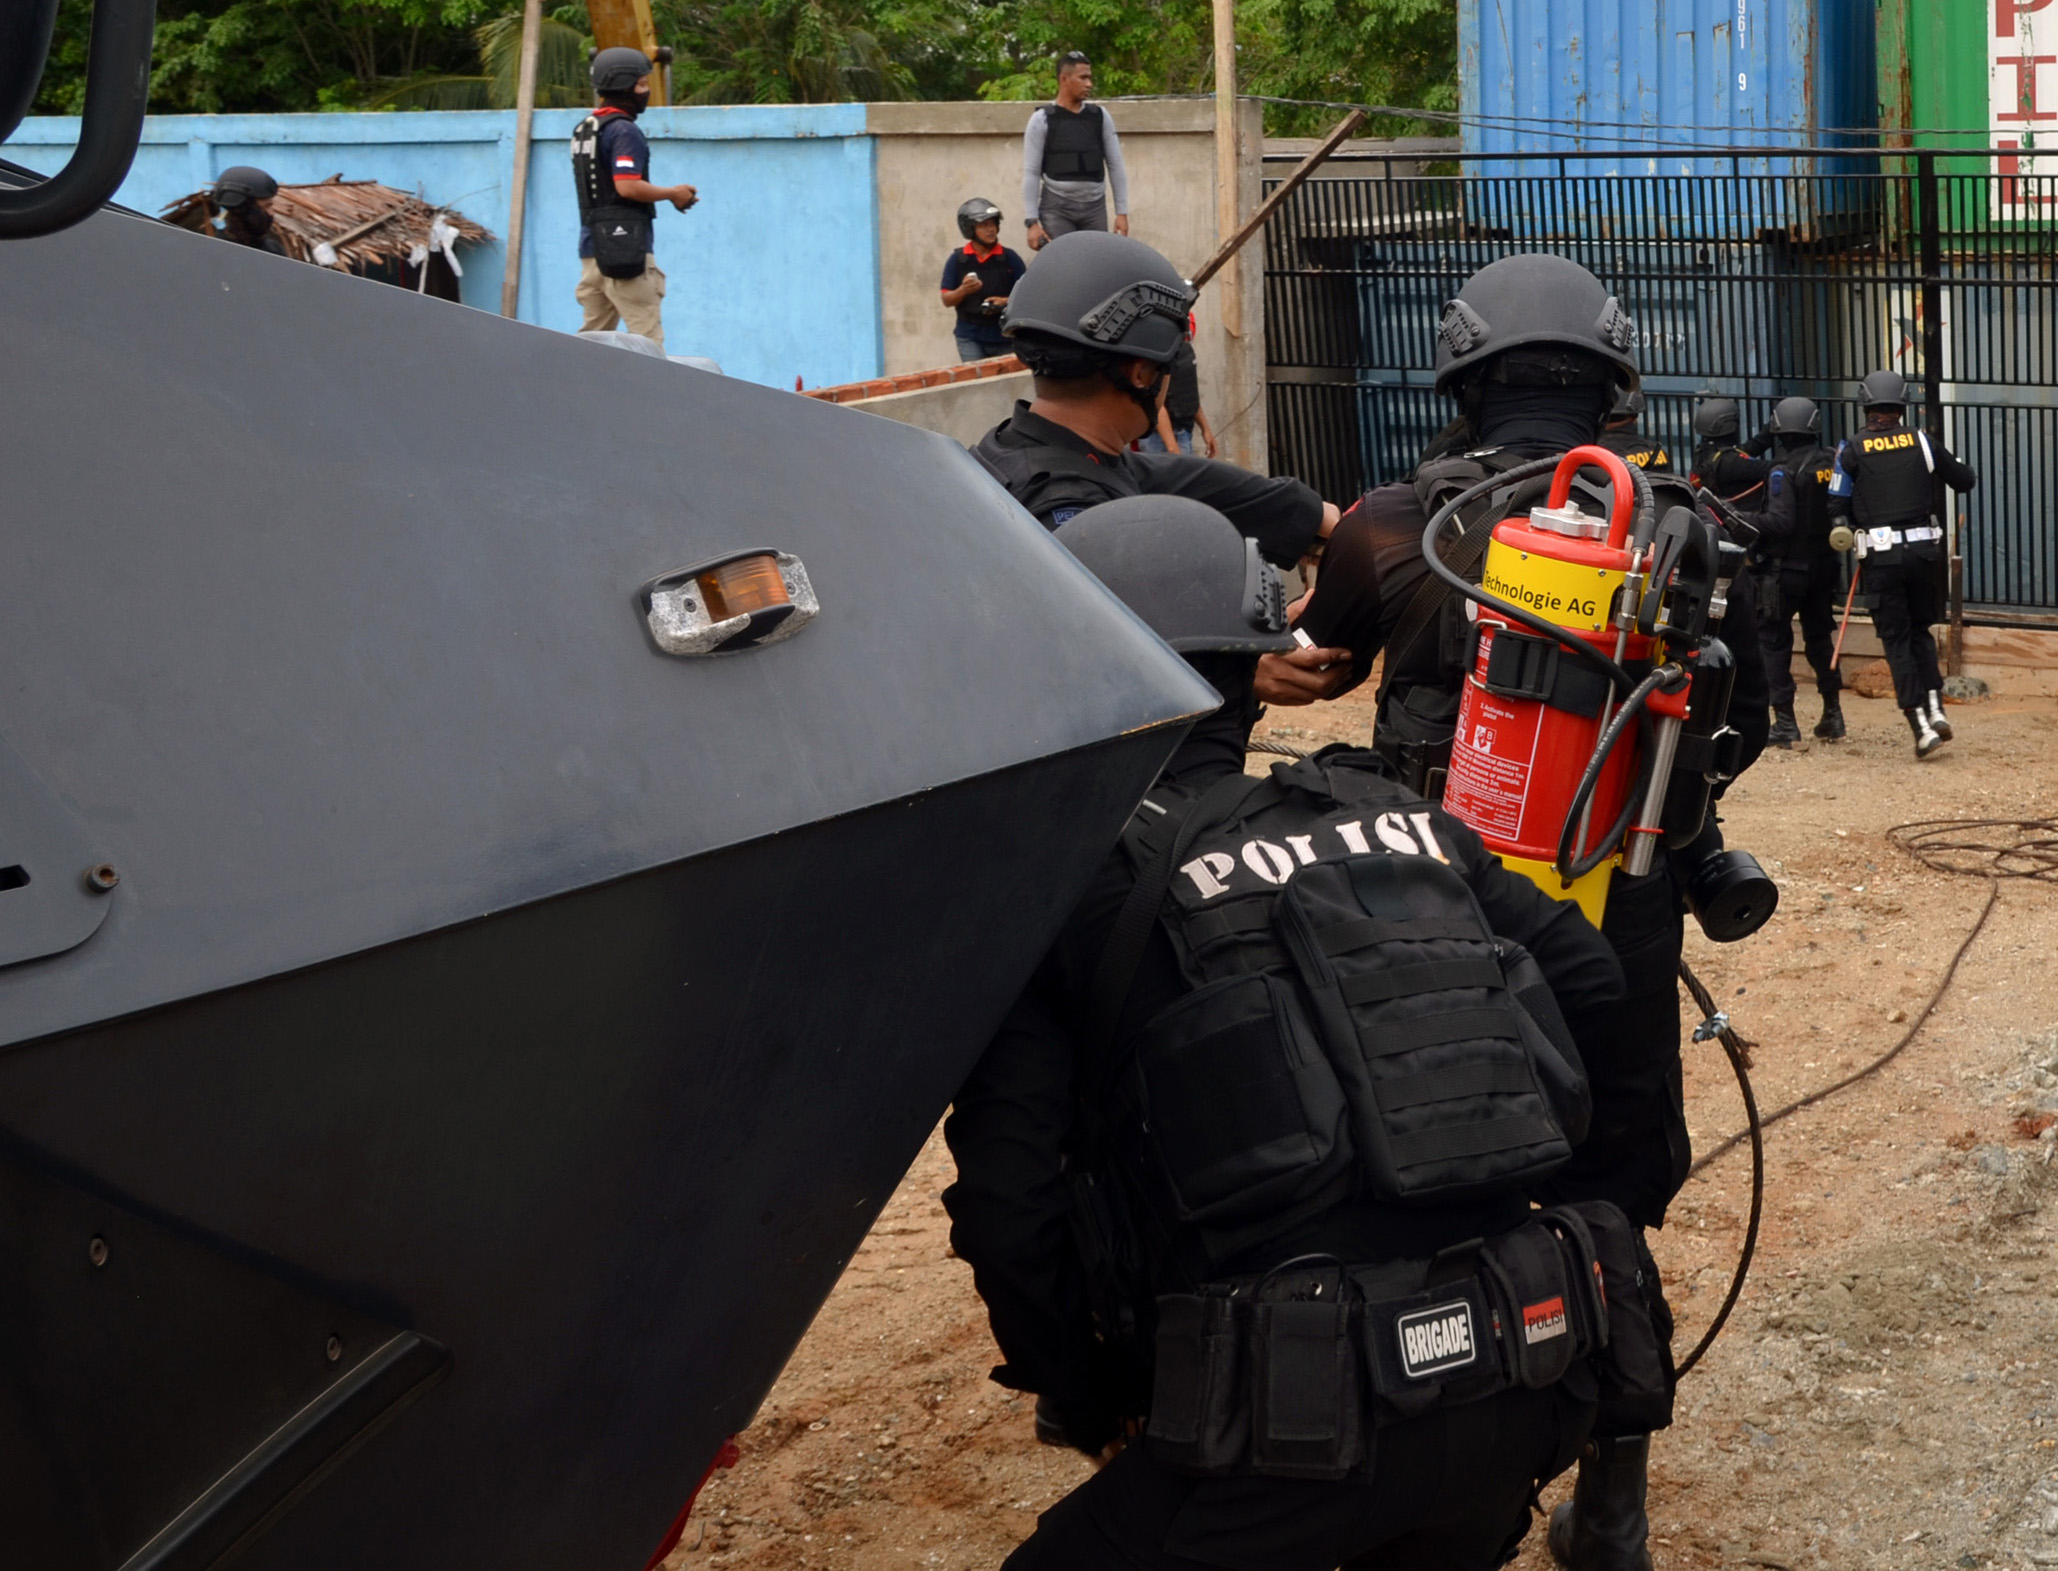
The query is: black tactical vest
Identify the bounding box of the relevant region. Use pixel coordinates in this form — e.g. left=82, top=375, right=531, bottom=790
left=972, top=424, right=1135, bottom=526
left=1041, top=104, right=1107, bottom=182
left=570, top=112, right=655, bottom=224
left=1105, top=755, right=1589, bottom=1271
left=1596, top=429, right=1671, bottom=471
left=1838, top=422, right=1936, bottom=531
left=1766, top=444, right=1837, bottom=564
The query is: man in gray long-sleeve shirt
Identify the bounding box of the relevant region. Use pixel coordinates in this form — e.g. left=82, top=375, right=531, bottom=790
left=1022, top=52, right=1130, bottom=250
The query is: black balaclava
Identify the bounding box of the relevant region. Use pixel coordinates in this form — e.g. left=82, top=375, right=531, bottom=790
left=1159, top=652, right=1261, bottom=790
left=1475, top=378, right=1612, bottom=452
left=599, top=87, right=647, bottom=119
left=1467, top=346, right=1616, bottom=453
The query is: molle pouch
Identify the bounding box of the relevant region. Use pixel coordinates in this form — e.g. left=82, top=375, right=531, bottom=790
left=1247, top=1275, right=1365, bottom=1479
left=1275, top=854, right=1575, bottom=1203
left=1361, top=1277, right=1499, bottom=1418
left=1562, top=1201, right=1677, bottom=1433
left=1128, top=972, right=1355, bottom=1234
left=1145, top=1289, right=1249, bottom=1475
left=1537, top=1204, right=1610, bottom=1355
left=1479, top=1223, right=1579, bottom=1388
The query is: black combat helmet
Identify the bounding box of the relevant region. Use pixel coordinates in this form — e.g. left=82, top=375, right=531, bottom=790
left=1001, top=230, right=1194, bottom=367
left=956, top=197, right=1002, bottom=239
left=213, top=166, right=278, bottom=209
left=1692, top=395, right=1741, bottom=441
left=1768, top=395, right=1821, bottom=436
left=1055, top=496, right=1295, bottom=654
left=1432, top=253, right=1639, bottom=397
left=590, top=45, right=652, bottom=94
left=1859, top=368, right=1908, bottom=409
left=1606, top=384, right=1646, bottom=425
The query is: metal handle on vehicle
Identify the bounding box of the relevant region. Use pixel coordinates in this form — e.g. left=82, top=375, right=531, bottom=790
left=0, top=0, right=157, bottom=240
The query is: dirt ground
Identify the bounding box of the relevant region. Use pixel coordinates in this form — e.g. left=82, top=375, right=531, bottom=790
left=668, top=678, right=2058, bottom=1571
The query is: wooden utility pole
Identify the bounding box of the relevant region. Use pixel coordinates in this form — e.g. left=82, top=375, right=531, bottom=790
left=498, top=0, right=543, bottom=318
left=1212, top=0, right=1240, bottom=337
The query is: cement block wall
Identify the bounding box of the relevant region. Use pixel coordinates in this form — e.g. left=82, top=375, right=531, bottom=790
left=867, top=99, right=1268, bottom=470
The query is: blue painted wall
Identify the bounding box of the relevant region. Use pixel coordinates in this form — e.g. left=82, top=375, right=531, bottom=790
left=1457, top=0, right=1877, bottom=176
left=10, top=106, right=880, bottom=388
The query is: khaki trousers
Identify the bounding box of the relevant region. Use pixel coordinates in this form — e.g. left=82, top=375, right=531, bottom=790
left=576, top=255, right=666, bottom=350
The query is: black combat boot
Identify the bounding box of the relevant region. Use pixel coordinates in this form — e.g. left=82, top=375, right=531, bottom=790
left=1813, top=692, right=1845, bottom=740
left=1548, top=1434, right=1655, bottom=1571
left=1926, top=689, right=1954, bottom=741
left=1906, top=706, right=1945, bottom=758
left=1767, top=707, right=1800, bottom=748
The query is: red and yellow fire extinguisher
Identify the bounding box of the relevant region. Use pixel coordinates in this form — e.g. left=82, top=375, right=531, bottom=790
left=1429, top=446, right=1720, bottom=926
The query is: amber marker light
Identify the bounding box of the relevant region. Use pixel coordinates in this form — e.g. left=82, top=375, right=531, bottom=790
left=697, top=553, right=790, bottom=621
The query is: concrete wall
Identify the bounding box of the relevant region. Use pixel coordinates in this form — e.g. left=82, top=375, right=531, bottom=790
left=866, top=99, right=1268, bottom=470
left=9, top=106, right=878, bottom=389
left=829, top=370, right=1035, bottom=446
left=15, top=97, right=1271, bottom=456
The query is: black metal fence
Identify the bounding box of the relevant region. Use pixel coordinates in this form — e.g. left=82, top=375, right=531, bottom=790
left=1263, top=152, right=2058, bottom=616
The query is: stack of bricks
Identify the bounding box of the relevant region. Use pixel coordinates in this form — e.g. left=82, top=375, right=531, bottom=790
left=801, top=355, right=1024, bottom=404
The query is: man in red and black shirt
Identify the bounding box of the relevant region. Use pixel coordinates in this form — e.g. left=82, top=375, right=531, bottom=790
left=573, top=47, right=697, bottom=351
left=940, top=198, right=1028, bottom=362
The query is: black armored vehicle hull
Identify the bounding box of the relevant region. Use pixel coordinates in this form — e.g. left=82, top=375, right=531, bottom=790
left=0, top=204, right=1212, bottom=1568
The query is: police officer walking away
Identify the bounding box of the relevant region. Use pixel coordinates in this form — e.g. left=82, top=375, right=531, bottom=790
left=1021, top=52, right=1130, bottom=250
left=1265, top=253, right=1776, bottom=1571
left=573, top=47, right=697, bottom=352
left=946, top=493, right=1672, bottom=1569
left=1830, top=369, right=1979, bottom=757
left=1596, top=386, right=1670, bottom=471
left=213, top=166, right=286, bottom=255
left=1756, top=397, right=1847, bottom=746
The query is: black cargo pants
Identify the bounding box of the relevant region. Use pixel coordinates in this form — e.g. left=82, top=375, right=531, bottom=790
left=1865, top=554, right=1946, bottom=711
left=1003, top=1384, right=1588, bottom=1571
left=1760, top=556, right=1844, bottom=710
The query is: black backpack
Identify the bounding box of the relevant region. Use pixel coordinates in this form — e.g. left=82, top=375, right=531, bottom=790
left=1091, top=753, right=1590, bottom=1271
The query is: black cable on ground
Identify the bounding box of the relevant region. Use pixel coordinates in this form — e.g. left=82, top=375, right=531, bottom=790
left=1674, top=958, right=1763, bottom=1380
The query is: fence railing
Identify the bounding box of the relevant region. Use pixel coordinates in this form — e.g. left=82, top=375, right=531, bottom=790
left=1264, top=155, right=2058, bottom=616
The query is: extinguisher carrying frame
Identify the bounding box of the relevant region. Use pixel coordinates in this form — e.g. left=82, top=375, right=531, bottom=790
left=1419, top=448, right=1713, bottom=888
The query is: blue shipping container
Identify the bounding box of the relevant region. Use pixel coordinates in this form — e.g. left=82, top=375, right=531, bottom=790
left=1457, top=0, right=1877, bottom=175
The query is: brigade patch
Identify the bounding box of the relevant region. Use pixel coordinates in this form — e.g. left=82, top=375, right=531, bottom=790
left=1396, top=1299, right=1478, bottom=1379
left=1522, top=1295, right=1568, bottom=1345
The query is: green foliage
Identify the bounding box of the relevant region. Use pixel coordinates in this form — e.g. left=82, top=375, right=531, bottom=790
left=26, top=0, right=1457, bottom=130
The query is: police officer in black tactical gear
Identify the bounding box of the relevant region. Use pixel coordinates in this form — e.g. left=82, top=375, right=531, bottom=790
left=1266, top=253, right=1773, bottom=1571
left=1596, top=385, right=1671, bottom=472
left=213, top=166, right=286, bottom=255
left=1829, top=369, right=1979, bottom=758
left=1756, top=396, right=1847, bottom=746
left=1689, top=395, right=1773, bottom=505
left=945, top=493, right=1678, bottom=1571
left=972, top=230, right=1347, bottom=703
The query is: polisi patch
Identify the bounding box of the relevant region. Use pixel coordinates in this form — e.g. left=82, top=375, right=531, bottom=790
left=1396, top=1299, right=1477, bottom=1380
left=1522, top=1295, right=1568, bottom=1345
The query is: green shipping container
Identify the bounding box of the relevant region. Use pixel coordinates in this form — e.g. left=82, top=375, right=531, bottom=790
left=1880, top=0, right=2055, bottom=158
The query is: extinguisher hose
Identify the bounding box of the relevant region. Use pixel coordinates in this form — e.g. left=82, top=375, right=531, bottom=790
left=1417, top=458, right=1646, bottom=698
left=1555, top=663, right=1686, bottom=881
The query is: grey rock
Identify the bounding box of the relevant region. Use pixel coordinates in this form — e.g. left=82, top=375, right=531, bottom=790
left=1942, top=674, right=1991, bottom=700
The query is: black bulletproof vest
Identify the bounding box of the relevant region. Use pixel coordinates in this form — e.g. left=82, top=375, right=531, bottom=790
left=972, top=423, right=1135, bottom=526
left=1042, top=104, right=1107, bottom=181
left=1596, top=428, right=1671, bottom=472
left=1768, top=444, right=1837, bottom=562
left=1840, top=422, right=1935, bottom=529
left=571, top=112, right=655, bottom=224
left=1108, top=755, right=1588, bottom=1271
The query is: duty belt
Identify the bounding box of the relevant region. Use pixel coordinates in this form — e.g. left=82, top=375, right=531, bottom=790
left=1857, top=523, right=1942, bottom=555
left=1144, top=1200, right=1672, bottom=1480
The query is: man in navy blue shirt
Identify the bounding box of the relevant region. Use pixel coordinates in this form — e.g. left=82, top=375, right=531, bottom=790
left=940, top=198, right=1028, bottom=362
left=573, top=47, right=697, bottom=351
